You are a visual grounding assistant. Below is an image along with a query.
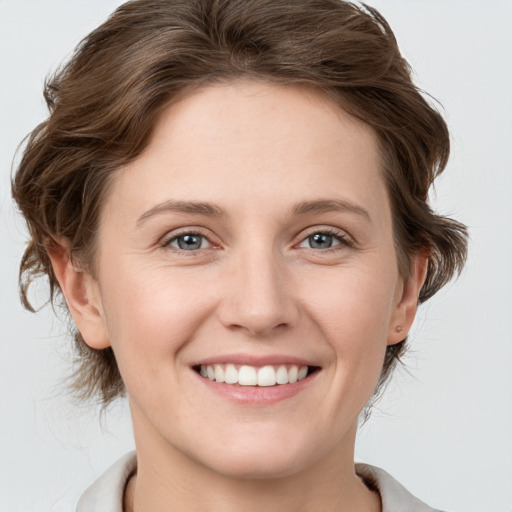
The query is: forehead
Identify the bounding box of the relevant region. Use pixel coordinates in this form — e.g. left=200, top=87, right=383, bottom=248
left=103, top=80, right=389, bottom=224
left=149, top=80, right=380, bottom=168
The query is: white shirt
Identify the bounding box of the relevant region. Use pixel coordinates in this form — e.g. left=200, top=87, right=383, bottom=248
left=76, top=451, right=446, bottom=511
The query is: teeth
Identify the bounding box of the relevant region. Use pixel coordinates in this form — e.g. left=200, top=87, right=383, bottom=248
left=238, top=365, right=257, bottom=386
left=297, top=366, right=308, bottom=380
left=214, top=364, right=225, bottom=383
left=257, top=365, right=276, bottom=387
left=199, top=364, right=310, bottom=386
left=276, top=365, right=288, bottom=384
left=224, top=364, right=238, bottom=384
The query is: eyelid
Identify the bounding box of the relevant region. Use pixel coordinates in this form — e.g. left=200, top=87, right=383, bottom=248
left=157, top=225, right=354, bottom=253
left=159, top=227, right=219, bottom=252
left=294, top=226, right=355, bottom=249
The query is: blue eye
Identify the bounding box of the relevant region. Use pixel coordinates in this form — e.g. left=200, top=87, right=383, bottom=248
left=168, top=233, right=211, bottom=251
left=298, top=232, right=343, bottom=250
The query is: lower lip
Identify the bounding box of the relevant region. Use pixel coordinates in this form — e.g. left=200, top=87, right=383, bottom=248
left=194, top=370, right=319, bottom=405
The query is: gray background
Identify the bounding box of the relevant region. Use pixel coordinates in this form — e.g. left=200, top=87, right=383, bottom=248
left=1, top=1, right=511, bottom=510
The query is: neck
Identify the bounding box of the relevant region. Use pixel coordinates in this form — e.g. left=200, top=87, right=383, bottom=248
left=125, top=414, right=381, bottom=512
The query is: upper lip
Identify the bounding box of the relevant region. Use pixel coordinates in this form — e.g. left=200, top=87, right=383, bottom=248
left=191, top=353, right=320, bottom=368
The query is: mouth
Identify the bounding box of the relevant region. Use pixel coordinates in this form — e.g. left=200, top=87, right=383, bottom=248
left=193, top=363, right=320, bottom=387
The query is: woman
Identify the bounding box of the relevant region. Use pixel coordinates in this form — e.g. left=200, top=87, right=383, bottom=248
left=11, top=1, right=469, bottom=510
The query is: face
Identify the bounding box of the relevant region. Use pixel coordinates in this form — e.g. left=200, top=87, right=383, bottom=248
left=77, top=81, right=418, bottom=479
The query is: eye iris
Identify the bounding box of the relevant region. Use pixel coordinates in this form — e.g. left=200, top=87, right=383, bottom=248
left=309, top=233, right=333, bottom=249
left=177, top=234, right=202, bottom=250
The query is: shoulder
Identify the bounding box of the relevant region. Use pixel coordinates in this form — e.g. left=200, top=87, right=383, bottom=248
left=76, top=451, right=137, bottom=512
left=356, top=463, right=449, bottom=512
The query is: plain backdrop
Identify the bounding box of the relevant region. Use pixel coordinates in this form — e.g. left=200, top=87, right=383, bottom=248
left=1, top=1, right=511, bottom=511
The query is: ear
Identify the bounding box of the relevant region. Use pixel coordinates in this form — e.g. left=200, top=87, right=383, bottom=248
left=387, top=253, right=429, bottom=346
left=47, top=241, right=111, bottom=349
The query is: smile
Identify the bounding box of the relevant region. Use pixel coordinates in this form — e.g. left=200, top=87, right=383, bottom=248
left=196, top=364, right=317, bottom=386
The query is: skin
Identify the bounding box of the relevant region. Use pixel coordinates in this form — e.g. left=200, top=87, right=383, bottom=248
left=50, top=81, right=426, bottom=512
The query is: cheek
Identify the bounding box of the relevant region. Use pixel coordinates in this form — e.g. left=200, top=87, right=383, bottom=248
left=99, top=261, right=215, bottom=364
left=302, top=264, right=398, bottom=340
left=300, top=262, right=398, bottom=391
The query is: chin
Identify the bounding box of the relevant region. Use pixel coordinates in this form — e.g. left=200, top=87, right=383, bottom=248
left=206, top=452, right=310, bottom=481
left=187, top=427, right=323, bottom=480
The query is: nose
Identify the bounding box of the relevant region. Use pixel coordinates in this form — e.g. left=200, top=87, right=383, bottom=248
left=217, top=248, right=300, bottom=337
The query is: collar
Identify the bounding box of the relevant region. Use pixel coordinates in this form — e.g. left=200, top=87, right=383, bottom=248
left=77, top=452, right=442, bottom=512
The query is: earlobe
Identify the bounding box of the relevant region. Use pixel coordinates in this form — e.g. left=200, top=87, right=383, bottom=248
left=387, top=254, right=429, bottom=346
left=47, top=241, right=111, bottom=350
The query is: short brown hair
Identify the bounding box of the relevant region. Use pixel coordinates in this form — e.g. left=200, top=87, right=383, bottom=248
left=12, top=0, right=468, bottom=407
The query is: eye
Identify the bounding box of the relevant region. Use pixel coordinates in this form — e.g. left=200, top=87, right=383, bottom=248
left=167, top=233, right=211, bottom=251
left=297, top=230, right=352, bottom=250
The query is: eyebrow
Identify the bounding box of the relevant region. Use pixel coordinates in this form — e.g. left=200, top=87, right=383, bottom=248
left=136, top=197, right=371, bottom=227
left=292, top=199, right=371, bottom=221
left=136, top=200, right=224, bottom=227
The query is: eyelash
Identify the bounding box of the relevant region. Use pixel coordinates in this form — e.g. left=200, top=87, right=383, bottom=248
left=296, top=228, right=355, bottom=252
left=160, top=230, right=213, bottom=253
left=160, top=227, right=354, bottom=254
